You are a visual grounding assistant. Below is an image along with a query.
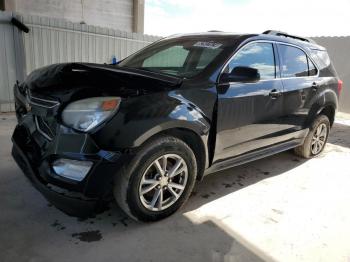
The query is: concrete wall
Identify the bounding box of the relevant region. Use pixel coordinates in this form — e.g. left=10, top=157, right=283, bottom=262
left=313, top=37, right=350, bottom=113
left=133, top=0, right=144, bottom=33
left=0, top=12, right=26, bottom=112
left=3, top=0, right=135, bottom=32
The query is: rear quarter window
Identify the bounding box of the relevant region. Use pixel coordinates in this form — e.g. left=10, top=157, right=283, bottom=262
left=310, top=49, right=337, bottom=77
left=310, top=50, right=330, bottom=68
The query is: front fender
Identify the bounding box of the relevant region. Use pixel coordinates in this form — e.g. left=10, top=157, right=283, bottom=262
left=93, top=91, right=211, bottom=150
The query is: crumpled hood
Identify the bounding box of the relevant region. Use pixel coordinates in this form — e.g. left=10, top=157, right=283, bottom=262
left=24, top=63, right=183, bottom=97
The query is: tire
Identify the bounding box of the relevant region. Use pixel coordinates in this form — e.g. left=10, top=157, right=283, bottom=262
left=113, top=135, right=197, bottom=222
left=294, top=114, right=330, bottom=158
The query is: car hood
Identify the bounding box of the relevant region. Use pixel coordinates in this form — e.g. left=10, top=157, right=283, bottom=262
left=24, top=63, right=183, bottom=98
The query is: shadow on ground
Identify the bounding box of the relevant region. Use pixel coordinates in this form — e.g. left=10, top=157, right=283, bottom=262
left=1, top=115, right=348, bottom=261
left=328, top=122, right=350, bottom=148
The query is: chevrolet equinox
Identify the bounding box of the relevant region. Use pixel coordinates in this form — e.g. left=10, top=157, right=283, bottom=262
left=12, top=30, right=343, bottom=221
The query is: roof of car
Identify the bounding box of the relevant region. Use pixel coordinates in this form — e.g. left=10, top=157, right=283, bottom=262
left=166, top=31, right=247, bottom=39
left=165, top=31, right=325, bottom=50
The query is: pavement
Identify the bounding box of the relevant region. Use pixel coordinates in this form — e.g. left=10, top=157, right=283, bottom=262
left=0, top=112, right=350, bottom=262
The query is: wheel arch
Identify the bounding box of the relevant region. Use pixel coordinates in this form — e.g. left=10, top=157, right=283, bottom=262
left=306, top=89, right=338, bottom=128
left=136, top=126, right=209, bottom=181
left=318, top=104, right=336, bottom=127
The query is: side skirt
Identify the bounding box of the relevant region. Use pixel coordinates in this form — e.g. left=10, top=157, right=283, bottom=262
left=204, top=138, right=303, bottom=176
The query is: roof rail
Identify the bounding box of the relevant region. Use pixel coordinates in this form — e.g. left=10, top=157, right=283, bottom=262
left=262, top=30, right=316, bottom=44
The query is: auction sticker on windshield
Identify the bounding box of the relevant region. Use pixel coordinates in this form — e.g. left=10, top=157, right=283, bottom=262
left=193, top=41, right=223, bottom=49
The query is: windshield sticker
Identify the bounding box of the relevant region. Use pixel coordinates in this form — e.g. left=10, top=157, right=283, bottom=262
left=193, top=41, right=223, bottom=49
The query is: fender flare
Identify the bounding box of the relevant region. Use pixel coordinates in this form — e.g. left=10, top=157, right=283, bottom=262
left=305, top=89, right=338, bottom=127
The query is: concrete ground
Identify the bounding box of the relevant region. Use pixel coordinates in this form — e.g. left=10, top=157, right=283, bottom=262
left=0, top=113, right=350, bottom=262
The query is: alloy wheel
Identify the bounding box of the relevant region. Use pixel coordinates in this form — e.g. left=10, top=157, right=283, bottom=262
left=138, top=154, right=188, bottom=211
left=311, top=123, right=328, bottom=155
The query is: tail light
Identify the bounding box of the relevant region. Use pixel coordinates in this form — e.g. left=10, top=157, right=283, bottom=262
left=338, top=79, right=343, bottom=95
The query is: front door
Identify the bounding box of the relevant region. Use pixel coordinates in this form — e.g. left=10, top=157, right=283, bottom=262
left=213, top=41, right=285, bottom=163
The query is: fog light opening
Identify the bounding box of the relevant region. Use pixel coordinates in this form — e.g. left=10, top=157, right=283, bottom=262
left=52, top=159, right=93, bottom=181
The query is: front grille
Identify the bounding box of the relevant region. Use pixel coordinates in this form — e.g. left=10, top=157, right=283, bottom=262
left=23, top=89, right=60, bottom=141
left=13, top=125, right=41, bottom=162
left=27, top=90, right=60, bottom=109
left=34, top=115, right=56, bottom=141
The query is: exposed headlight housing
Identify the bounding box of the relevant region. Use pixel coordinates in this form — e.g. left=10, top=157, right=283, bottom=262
left=52, top=158, right=93, bottom=181
left=62, top=97, right=121, bottom=132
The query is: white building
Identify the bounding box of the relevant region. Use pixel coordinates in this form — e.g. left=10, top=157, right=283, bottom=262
left=0, top=0, right=144, bottom=33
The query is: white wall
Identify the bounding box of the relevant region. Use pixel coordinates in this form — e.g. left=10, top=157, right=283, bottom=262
left=5, top=0, right=134, bottom=32
left=313, top=37, right=350, bottom=113
left=0, top=11, right=160, bottom=112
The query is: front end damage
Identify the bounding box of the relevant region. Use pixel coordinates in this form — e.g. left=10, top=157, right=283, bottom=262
left=12, top=83, right=131, bottom=216
left=11, top=63, right=183, bottom=217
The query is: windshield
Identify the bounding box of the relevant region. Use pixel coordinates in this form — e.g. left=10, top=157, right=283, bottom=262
left=118, top=37, right=232, bottom=78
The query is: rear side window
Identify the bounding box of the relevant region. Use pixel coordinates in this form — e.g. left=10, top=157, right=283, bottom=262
left=278, top=44, right=318, bottom=77
left=226, top=42, right=276, bottom=80
left=278, top=45, right=308, bottom=77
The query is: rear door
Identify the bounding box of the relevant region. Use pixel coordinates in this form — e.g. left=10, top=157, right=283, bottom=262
left=214, top=41, right=285, bottom=163
left=277, top=43, right=319, bottom=132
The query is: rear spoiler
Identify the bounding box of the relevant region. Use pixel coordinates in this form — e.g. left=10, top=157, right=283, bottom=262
left=262, top=30, right=316, bottom=44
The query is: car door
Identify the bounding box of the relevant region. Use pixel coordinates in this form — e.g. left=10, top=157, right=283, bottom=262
left=277, top=43, right=319, bottom=133
left=213, top=41, right=285, bottom=163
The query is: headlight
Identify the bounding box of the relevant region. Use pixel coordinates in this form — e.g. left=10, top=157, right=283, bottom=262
left=62, top=97, right=121, bottom=132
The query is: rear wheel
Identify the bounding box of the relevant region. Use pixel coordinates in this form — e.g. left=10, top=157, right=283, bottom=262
left=294, top=115, right=330, bottom=158
left=114, top=136, right=197, bottom=222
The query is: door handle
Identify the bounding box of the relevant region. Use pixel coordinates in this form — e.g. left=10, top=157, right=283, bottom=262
left=312, top=82, right=319, bottom=91
left=269, top=89, right=281, bottom=99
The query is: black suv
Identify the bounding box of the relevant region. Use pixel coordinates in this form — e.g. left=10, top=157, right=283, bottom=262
left=12, top=30, right=342, bottom=221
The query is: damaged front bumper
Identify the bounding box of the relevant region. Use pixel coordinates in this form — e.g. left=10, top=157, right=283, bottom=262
left=11, top=113, right=133, bottom=217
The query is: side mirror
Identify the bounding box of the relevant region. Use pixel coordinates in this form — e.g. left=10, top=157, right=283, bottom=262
left=220, top=66, right=260, bottom=83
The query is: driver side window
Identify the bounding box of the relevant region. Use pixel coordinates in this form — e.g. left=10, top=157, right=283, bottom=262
left=226, top=42, right=276, bottom=80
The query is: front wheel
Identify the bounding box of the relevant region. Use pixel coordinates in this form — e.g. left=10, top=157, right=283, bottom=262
left=114, top=136, right=197, bottom=222
left=294, top=115, right=330, bottom=158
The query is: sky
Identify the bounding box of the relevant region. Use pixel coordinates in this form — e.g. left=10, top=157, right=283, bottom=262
left=144, top=0, right=350, bottom=37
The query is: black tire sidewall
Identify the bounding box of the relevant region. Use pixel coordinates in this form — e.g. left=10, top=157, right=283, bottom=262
left=125, top=137, right=197, bottom=221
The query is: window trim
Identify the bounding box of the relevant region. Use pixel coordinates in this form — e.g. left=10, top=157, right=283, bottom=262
left=307, top=56, right=318, bottom=77
left=218, top=40, right=319, bottom=84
